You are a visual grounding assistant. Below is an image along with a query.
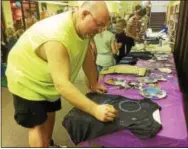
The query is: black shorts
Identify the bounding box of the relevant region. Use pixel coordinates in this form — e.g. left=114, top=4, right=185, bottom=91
left=13, top=94, right=61, bottom=128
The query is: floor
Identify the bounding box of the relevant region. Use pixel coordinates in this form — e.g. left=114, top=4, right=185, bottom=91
left=1, top=69, right=88, bottom=147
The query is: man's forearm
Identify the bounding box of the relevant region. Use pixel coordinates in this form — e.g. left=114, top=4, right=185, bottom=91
left=56, top=80, right=97, bottom=116
left=83, top=46, right=98, bottom=88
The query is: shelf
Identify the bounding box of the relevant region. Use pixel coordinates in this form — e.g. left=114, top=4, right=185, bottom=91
left=167, top=3, right=180, bottom=44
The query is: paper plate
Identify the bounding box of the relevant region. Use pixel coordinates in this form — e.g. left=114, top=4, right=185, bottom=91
left=105, top=78, right=130, bottom=89
left=139, top=87, right=167, bottom=99
left=137, top=77, right=158, bottom=84
left=150, top=73, right=167, bottom=81
left=148, top=59, right=156, bottom=63
left=105, top=78, right=124, bottom=85
left=155, top=54, right=169, bottom=58
left=158, top=68, right=172, bottom=73
left=156, top=57, right=168, bottom=61
left=164, top=64, right=172, bottom=67
left=128, top=81, right=141, bottom=89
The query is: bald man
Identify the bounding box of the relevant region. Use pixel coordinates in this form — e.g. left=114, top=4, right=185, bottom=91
left=6, top=1, right=117, bottom=147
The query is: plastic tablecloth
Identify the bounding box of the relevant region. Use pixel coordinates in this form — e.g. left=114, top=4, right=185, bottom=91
left=79, top=54, right=188, bottom=147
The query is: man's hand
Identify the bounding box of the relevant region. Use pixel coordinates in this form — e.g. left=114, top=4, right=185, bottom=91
left=91, top=83, right=107, bottom=94
left=94, top=104, right=118, bottom=122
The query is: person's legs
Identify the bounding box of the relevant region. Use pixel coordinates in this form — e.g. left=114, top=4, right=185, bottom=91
left=13, top=95, right=61, bottom=147
left=43, top=112, right=56, bottom=146
left=28, top=123, right=46, bottom=147
left=28, top=112, right=55, bottom=147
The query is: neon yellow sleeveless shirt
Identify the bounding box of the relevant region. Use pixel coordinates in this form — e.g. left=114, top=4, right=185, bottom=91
left=6, top=11, right=89, bottom=101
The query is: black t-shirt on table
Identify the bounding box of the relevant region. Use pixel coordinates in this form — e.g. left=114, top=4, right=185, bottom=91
left=63, top=93, right=162, bottom=144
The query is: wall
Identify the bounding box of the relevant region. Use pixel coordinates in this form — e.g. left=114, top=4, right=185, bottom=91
left=106, top=1, right=119, bottom=13
left=37, top=1, right=142, bottom=17
left=68, top=1, right=80, bottom=7
left=106, top=1, right=141, bottom=17
left=170, top=1, right=180, bottom=6
left=46, top=3, right=64, bottom=15
left=151, top=1, right=169, bottom=12
left=2, top=1, right=14, bottom=28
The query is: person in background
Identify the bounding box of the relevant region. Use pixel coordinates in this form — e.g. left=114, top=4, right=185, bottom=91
left=126, top=8, right=147, bottom=44
left=6, top=1, right=117, bottom=147
left=127, top=4, right=142, bottom=21
left=1, top=42, right=8, bottom=63
left=15, top=29, right=24, bottom=39
left=25, top=9, right=37, bottom=29
left=116, top=15, right=122, bottom=22
left=160, top=22, right=168, bottom=34
left=5, top=27, right=18, bottom=57
left=109, top=16, right=116, bottom=34
left=1, top=27, right=17, bottom=63
left=40, top=6, right=50, bottom=20
left=94, top=21, right=118, bottom=74
left=115, top=19, right=134, bottom=64
left=140, top=8, right=148, bottom=38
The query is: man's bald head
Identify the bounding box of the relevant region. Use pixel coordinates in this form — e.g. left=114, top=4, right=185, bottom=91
left=74, top=1, right=110, bottom=39
left=80, top=1, right=109, bottom=24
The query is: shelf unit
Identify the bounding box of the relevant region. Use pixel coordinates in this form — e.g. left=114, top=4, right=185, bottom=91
left=10, top=0, right=39, bottom=30
left=167, top=2, right=180, bottom=43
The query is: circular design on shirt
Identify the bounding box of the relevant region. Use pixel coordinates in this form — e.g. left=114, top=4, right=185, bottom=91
left=141, top=102, right=150, bottom=108
left=102, top=99, right=118, bottom=105
left=119, top=100, right=141, bottom=113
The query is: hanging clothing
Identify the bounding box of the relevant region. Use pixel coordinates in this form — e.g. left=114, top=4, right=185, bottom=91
left=63, top=93, right=162, bottom=144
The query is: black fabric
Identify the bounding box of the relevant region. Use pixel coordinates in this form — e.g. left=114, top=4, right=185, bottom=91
left=63, top=93, right=162, bottom=144
left=13, top=94, right=61, bottom=128
left=173, top=1, right=188, bottom=127
left=173, top=1, right=188, bottom=94
left=146, top=37, right=159, bottom=44
left=115, top=32, right=135, bottom=63
left=128, top=51, right=154, bottom=60
left=118, top=56, right=138, bottom=65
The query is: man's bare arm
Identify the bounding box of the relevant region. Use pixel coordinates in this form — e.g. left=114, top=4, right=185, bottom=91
left=42, top=41, right=116, bottom=122
left=43, top=41, right=97, bottom=114
left=82, top=44, right=98, bottom=88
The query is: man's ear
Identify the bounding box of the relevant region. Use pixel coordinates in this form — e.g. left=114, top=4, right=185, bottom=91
left=81, top=10, right=90, bottom=20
